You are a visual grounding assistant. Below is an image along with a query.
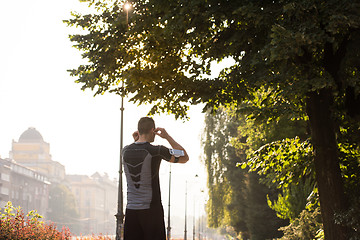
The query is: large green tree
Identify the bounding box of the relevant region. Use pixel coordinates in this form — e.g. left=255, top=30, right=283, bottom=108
left=66, top=1, right=360, bottom=239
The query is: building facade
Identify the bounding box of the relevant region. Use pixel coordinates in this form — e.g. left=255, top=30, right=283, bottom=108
left=66, top=173, right=117, bottom=235
left=0, top=157, right=50, bottom=217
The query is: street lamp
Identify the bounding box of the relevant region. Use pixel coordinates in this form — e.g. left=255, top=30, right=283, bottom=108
left=115, top=2, right=131, bottom=240
left=197, top=189, right=204, bottom=240
left=185, top=174, right=198, bottom=240
left=167, top=164, right=172, bottom=240
left=124, top=2, right=131, bottom=24
left=184, top=180, right=188, bottom=240
left=193, top=175, right=198, bottom=240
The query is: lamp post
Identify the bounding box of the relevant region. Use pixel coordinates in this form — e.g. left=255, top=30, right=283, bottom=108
left=185, top=174, right=198, bottom=240
left=197, top=189, right=204, bottom=240
left=167, top=164, right=172, bottom=240
left=193, top=199, right=195, bottom=240
left=184, top=180, right=188, bottom=240
left=115, top=2, right=131, bottom=240
left=198, top=212, right=201, bottom=240
left=193, top=175, right=198, bottom=240
left=124, top=2, right=131, bottom=26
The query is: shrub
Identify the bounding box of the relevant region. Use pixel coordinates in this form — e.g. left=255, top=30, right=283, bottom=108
left=0, top=201, right=71, bottom=240
left=279, top=207, right=323, bottom=240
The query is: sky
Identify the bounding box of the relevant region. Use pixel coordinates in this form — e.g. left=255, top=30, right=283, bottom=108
left=0, top=0, right=232, bottom=231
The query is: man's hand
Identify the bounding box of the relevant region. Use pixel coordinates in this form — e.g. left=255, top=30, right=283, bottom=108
left=132, top=131, right=139, bottom=141
left=154, top=127, right=170, bottom=139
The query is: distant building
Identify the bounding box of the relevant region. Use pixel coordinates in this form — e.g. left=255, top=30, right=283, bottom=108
left=66, top=173, right=117, bottom=235
left=10, top=127, right=65, bottom=183
left=0, top=157, right=50, bottom=217
left=1, top=127, right=118, bottom=236
left=0, top=158, right=11, bottom=207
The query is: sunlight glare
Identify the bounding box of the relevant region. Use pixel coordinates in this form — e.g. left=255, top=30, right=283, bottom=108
left=124, top=2, right=131, bottom=11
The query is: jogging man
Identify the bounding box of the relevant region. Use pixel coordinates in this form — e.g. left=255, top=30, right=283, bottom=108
left=122, top=117, right=189, bottom=240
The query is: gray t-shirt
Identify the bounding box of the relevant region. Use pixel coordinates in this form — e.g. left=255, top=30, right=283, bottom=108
left=122, top=142, right=172, bottom=210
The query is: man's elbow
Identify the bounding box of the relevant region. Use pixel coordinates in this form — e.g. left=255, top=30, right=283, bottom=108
left=180, top=156, right=189, bottom=164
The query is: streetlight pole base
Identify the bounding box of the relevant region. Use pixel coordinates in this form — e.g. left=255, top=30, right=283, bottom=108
left=115, top=212, right=124, bottom=240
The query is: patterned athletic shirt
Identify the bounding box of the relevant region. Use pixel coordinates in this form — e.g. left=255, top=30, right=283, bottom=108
left=122, top=142, right=172, bottom=210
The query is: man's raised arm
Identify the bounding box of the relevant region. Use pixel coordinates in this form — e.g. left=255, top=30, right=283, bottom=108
left=155, top=127, right=189, bottom=163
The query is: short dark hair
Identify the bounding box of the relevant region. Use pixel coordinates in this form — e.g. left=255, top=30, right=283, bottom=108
left=138, top=117, right=155, bottom=135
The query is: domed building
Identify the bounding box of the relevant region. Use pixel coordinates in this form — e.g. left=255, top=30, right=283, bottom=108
left=18, top=127, right=44, bottom=142
left=10, top=127, right=65, bottom=183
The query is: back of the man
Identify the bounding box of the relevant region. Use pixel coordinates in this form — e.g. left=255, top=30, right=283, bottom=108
left=123, top=142, right=171, bottom=209
left=122, top=117, right=189, bottom=240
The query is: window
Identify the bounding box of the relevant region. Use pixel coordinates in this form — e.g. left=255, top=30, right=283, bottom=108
left=1, top=173, right=10, bottom=182
left=0, top=187, right=9, bottom=195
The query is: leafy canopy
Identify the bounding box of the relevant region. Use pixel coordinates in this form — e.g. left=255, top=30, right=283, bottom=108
left=66, top=0, right=360, bottom=119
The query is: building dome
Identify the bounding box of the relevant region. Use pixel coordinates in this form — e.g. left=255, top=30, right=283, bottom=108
left=19, top=127, right=44, bottom=142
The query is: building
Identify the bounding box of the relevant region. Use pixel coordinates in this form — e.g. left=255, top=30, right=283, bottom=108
left=1, top=127, right=118, bottom=236
left=10, top=127, right=65, bottom=183
left=66, top=173, right=117, bottom=235
left=0, top=158, right=11, bottom=208
left=0, top=157, right=50, bottom=217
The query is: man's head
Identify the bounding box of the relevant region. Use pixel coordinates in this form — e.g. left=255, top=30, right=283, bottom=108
left=138, top=117, right=156, bottom=142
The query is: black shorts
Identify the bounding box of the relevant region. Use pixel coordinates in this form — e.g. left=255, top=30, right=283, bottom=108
left=124, top=205, right=166, bottom=240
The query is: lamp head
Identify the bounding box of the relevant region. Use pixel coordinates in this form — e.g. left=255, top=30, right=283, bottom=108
left=124, top=2, right=131, bottom=11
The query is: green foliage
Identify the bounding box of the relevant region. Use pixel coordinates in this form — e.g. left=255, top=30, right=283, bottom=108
left=335, top=141, right=360, bottom=239
left=65, top=0, right=360, bottom=119
left=203, top=107, right=243, bottom=230
left=230, top=99, right=314, bottom=224
left=279, top=207, right=324, bottom=240
left=245, top=173, right=288, bottom=240
left=243, top=137, right=314, bottom=189
left=242, top=121, right=360, bottom=235
left=267, top=177, right=315, bottom=221
left=333, top=126, right=360, bottom=239
left=203, top=108, right=287, bottom=239
left=0, top=201, right=71, bottom=240
left=339, top=142, right=360, bottom=195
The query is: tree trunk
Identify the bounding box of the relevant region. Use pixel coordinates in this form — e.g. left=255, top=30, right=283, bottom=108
left=306, top=89, right=348, bottom=240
